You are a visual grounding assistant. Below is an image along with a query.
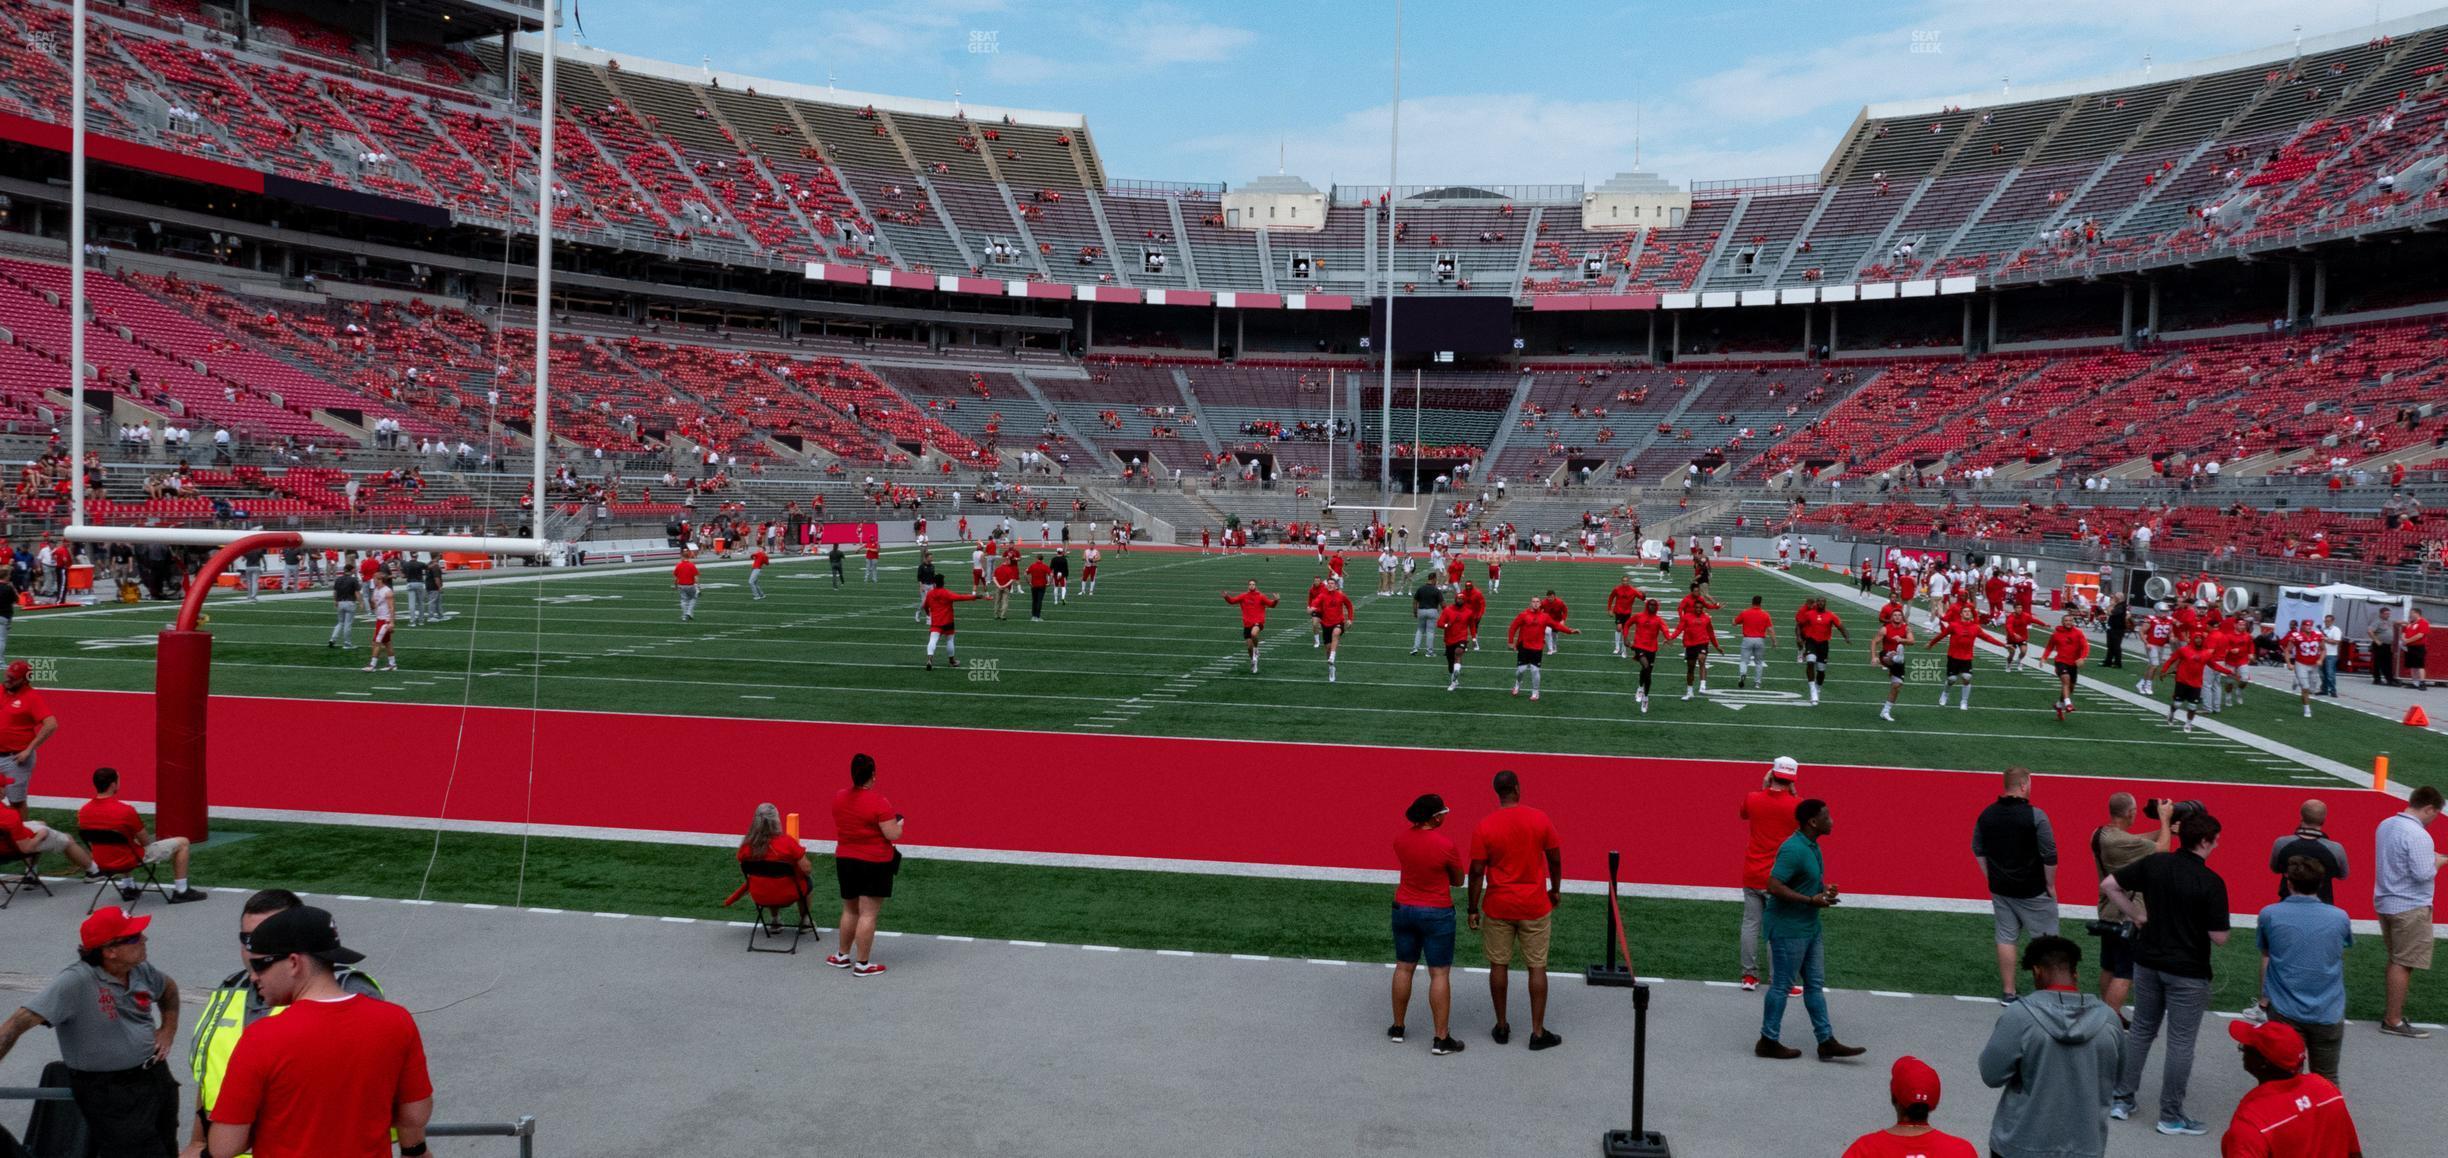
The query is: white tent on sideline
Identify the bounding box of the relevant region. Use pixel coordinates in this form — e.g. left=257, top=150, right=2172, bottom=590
left=2275, top=582, right=2410, bottom=638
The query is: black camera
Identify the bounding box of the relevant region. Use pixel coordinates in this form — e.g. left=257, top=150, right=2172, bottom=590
left=2085, top=919, right=2135, bottom=939
left=2142, top=798, right=2204, bottom=823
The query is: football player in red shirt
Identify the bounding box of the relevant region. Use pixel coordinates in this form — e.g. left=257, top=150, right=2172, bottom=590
left=1314, top=583, right=1357, bottom=683
left=1485, top=554, right=1504, bottom=595
left=1307, top=576, right=1331, bottom=647
left=1733, top=596, right=1777, bottom=690
left=1539, top=591, right=1572, bottom=654
left=2156, top=629, right=2238, bottom=733
left=2040, top=617, right=2091, bottom=721
left=1677, top=603, right=1723, bottom=701
left=1221, top=581, right=1280, bottom=674
left=748, top=547, right=770, bottom=602
left=1457, top=579, right=1488, bottom=651
left=1506, top=600, right=1576, bottom=701
left=1437, top=600, right=1474, bottom=692
left=1922, top=605, right=2003, bottom=710
left=1873, top=610, right=1914, bottom=722
left=673, top=552, right=701, bottom=622
left=1797, top=598, right=1851, bottom=706
left=920, top=575, right=982, bottom=670
left=2285, top=618, right=2326, bottom=718
left=2137, top=603, right=2176, bottom=695
left=2216, top=618, right=2256, bottom=715
left=2002, top=606, right=2044, bottom=672
left=1607, top=573, right=1645, bottom=658
left=1622, top=598, right=1674, bottom=713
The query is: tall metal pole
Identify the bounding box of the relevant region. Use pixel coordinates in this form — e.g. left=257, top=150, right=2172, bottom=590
left=68, top=0, right=87, bottom=528
left=529, top=0, right=558, bottom=534
left=1377, top=0, right=1401, bottom=496
left=1411, top=368, right=1421, bottom=496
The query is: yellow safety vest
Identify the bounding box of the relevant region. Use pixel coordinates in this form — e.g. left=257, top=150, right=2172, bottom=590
left=191, top=968, right=383, bottom=1127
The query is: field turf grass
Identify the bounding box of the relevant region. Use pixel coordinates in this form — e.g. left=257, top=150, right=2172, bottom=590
left=14, top=807, right=2442, bottom=1022
left=14, top=548, right=2442, bottom=789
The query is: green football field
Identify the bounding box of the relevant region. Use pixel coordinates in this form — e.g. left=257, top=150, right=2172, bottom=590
left=11, top=546, right=2440, bottom=790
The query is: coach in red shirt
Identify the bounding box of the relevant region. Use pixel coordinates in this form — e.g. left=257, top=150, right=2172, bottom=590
left=1025, top=556, right=1052, bottom=621
left=0, top=660, right=56, bottom=809
left=1738, top=758, right=1802, bottom=990
left=207, top=906, right=431, bottom=1158
left=1468, top=770, right=1563, bottom=1051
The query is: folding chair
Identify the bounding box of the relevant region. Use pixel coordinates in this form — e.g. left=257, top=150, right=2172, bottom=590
left=80, top=829, right=168, bottom=913
left=739, top=859, right=816, bottom=954
left=0, top=841, right=50, bottom=909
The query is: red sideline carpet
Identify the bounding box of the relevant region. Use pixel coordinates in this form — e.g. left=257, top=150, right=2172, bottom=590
left=40, top=690, right=2409, bottom=919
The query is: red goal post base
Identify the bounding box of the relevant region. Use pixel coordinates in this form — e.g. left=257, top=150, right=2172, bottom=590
left=63, top=526, right=550, bottom=843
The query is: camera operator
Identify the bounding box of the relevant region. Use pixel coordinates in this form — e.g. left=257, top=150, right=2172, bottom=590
left=2102, top=809, right=2228, bottom=1137
left=2087, top=793, right=2174, bottom=1011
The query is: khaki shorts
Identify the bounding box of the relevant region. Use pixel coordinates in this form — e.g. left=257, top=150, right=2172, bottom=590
left=1481, top=912, right=1554, bottom=969
left=142, top=838, right=185, bottom=866
left=2380, top=906, right=2434, bottom=970
left=19, top=820, right=68, bottom=855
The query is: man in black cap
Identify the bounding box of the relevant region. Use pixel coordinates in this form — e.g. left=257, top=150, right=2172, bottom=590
left=206, top=906, right=432, bottom=1158
left=187, top=890, right=387, bottom=1156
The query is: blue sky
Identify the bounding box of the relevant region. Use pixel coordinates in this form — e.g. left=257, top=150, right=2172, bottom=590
left=571, top=0, right=2417, bottom=188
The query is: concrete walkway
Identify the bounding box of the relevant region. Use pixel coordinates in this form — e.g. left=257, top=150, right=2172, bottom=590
left=0, top=891, right=2433, bottom=1156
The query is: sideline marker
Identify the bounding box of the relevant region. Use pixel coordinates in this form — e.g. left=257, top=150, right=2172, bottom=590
left=2405, top=705, right=2430, bottom=728
left=2373, top=756, right=2390, bottom=792
left=785, top=812, right=800, bottom=838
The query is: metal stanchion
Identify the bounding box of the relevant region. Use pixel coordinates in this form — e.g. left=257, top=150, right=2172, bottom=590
left=1600, top=984, right=1671, bottom=1157
left=1586, top=848, right=1633, bottom=987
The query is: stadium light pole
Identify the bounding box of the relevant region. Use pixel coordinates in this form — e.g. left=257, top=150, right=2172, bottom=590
left=68, top=0, right=86, bottom=528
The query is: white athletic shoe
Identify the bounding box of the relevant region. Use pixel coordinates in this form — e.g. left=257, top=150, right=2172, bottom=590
left=1880, top=706, right=1893, bottom=721
left=1328, top=667, right=1337, bottom=683
left=1529, top=692, right=1540, bottom=701
left=2303, top=705, right=2313, bottom=718
left=1698, top=682, right=1708, bottom=693
left=1682, top=690, right=1695, bottom=701
left=1960, top=701, right=1970, bottom=711
left=1447, top=680, right=1459, bottom=692
left=1938, top=695, right=1950, bottom=707
left=1638, top=695, right=1649, bottom=714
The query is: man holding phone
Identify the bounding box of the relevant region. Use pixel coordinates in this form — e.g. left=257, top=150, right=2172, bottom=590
left=1755, top=799, right=1867, bottom=1061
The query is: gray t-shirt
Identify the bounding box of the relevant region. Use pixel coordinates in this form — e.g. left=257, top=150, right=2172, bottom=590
left=23, top=960, right=169, bottom=1071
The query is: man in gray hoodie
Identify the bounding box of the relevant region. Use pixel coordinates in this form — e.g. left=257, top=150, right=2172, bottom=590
left=1978, top=934, right=2125, bottom=1158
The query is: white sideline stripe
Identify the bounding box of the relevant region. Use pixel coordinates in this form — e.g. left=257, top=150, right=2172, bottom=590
left=1010, top=939, right=1048, bottom=947
left=1753, top=567, right=2388, bottom=795
left=658, top=916, right=695, bottom=924
left=1953, top=995, right=1995, bottom=1004
left=462, top=903, right=498, bottom=910
left=1308, top=959, right=1348, bottom=967
left=1157, top=949, right=1195, bottom=957
left=1871, top=991, right=1913, bottom=998
left=936, top=935, right=974, bottom=942
left=1231, top=953, right=1271, bottom=962
left=1083, top=945, right=1122, bottom=953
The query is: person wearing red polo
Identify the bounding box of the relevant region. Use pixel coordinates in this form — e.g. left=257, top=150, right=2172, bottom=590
left=205, top=906, right=431, bottom=1158
left=0, top=659, right=57, bottom=809
left=1025, top=555, right=1052, bottom=621
left=673, top=551, right=701, bottom=622
left=1738, top=758, right=1802, bottom=991
left=1221, top=581, right=1280, bottom=674
left=2221, top=1020, right=2360, bottom=1158
left=991, top=556, right=1021, bottom=621
left=1389, top=793, right=1465, bottom=1056
left=2405, top=609, right=2432, bottom=691
left=1467, top=770, right=1563, bottom=1051
left=829, top=753, right=903, bottom=977
left=80, top=766, right=207, bottom=903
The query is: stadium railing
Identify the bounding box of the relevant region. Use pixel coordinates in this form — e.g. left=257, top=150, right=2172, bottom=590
left=0, top=1087, right=538, bottom=1156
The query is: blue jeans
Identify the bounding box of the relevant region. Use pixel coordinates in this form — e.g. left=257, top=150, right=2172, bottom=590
left=1391, top=905, right=1457, bottom=968
left=1760, top=928, right=1832, bottom=1044
left=2319, top=656, right=2338, bottom=696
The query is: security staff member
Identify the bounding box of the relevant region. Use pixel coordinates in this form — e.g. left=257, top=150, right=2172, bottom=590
left=0, top=908, right=184, bottom=1156
left=189, top=890, right=385, bottom=1156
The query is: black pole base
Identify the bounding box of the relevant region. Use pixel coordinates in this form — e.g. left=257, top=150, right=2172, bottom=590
left=1601, top=1129, right=1672, bottom=1157
left=1584, top=964, right=1636, bottom=987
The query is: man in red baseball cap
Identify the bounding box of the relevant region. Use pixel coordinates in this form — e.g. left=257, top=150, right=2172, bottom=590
left=0, top=907, right=184, bottom=1153
left=1842, top=1055, right=1976, bottom=1157
left=0, top=659, right=57, bottom=810
left=2222, top=1021, right=2361, bottom=1157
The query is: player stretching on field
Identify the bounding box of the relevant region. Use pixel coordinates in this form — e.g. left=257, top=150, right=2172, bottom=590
left=362, top=574, right=398, bottom=673
left=1507, top=599, right=1575, bottom=700
left=2040, top=617, right=2090, bottom=721
left=1222, top=582, right=1280, bottom=673
left=1623, top=598, right=1673, bottom=714
left=1677, top=602, right=1723, bottom=700
left=1315, top=582, right=1357, bottom=683
left=1874, top=610, right=1913, bottom=722
left=921, top=575, right=981, bottom=670
left=1923, top=605, right=2003, bottom=710
left=674, top=551, right=701, bottom=622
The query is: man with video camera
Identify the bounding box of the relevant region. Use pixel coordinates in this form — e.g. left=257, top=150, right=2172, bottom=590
left=2087, top=793, right=2175, bottom=1012
left=2102, top=805, right=2227, bottom=1137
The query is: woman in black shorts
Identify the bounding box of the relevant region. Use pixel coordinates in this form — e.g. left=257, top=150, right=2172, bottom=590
left=829, top=753, right=905, bottom=977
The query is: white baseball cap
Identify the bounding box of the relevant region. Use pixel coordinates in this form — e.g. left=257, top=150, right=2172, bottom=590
left=1770, top=756, right=1800, bottom=780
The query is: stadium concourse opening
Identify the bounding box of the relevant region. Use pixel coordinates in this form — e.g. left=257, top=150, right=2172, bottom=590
left=5, top=0, right=2448, bottom=1151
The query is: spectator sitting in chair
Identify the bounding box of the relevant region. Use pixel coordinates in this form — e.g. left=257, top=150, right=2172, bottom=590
left=76, top=767, right=207, bottom=904
left=2, top=790, right=97, bottom=877
left=738, top=802, right=814, bottom=922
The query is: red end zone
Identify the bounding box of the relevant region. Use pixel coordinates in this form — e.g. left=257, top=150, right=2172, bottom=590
left=39, top=690, right=2405, bottom=919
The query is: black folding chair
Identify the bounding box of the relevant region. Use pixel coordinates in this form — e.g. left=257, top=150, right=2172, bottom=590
left=79, top=829, right=168, bottom=913
left=739, top=859, right=816, bottom=954
left=0, top=840, right=50, bottom=909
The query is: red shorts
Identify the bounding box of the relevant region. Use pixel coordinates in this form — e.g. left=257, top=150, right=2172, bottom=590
left=374, top=619, right=394, bottom=644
